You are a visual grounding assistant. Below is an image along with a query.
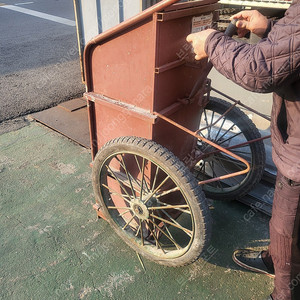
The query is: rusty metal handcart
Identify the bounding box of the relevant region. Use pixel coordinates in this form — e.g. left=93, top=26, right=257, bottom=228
left=83, top=0, right=269, bottom=267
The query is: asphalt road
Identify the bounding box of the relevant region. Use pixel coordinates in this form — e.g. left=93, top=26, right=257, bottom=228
left=0, top=0, right=273, bottom=131
left=0, top=0, right=85, bottom=122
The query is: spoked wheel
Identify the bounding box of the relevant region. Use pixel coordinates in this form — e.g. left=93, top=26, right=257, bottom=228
left=92, top=136, right=211, bottom=267
left=194, top=97, right=266, bottom=200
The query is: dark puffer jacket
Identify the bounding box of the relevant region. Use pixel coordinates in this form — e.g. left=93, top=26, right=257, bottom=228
left=205, top=1, right=300, bottom=182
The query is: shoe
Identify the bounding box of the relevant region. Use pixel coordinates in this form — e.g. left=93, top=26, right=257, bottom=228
left=232, top=249, right=275, bottom=278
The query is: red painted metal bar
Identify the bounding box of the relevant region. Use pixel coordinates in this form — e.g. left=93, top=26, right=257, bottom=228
left=198, top=135, right=272, bottom=159
left=154, top=111, right=251, bottom=186
left=211, top=87, right=272, bottom=121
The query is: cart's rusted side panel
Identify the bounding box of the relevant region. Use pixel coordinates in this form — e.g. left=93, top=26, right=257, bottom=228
left=89, top=19, right=155, bottom=110
left=84, top=0, right=219, bottom=159
left=85, top=15, right=157, bottom=158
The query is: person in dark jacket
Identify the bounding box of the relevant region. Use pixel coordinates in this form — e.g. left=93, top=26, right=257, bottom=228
left=187, top=2, right=300, bottom=300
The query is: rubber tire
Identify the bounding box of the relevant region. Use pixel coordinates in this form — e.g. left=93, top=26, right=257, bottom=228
left=92, top=136, right=212, bottom=267
left=198, top=97, right=266, bottom=201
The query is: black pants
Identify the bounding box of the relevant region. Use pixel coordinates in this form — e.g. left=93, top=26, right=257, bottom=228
left=269, top=172, right=300, bottom=300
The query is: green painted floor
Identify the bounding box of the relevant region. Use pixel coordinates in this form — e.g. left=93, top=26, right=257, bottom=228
left=0, top=121, right=273, bottom=300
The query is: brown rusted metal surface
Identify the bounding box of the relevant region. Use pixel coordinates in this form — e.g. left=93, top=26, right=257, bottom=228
left=84, top=93, right=157, bottom=124
left=156, top=102, right=183, bottom=118
left=31, top=102, right=90, bottom=148
left=84, top=0, right=218, bottom=161
left=58, top=98, right=86, bottom=112
left=157, top=3, right=219, bottom=22
left=189, top=62, right=213, bottom=100
left=87, top=100, right=98, bottom=157
left=84, top=0, right=218, bottom=92
left=93, top=203, right=108, bottom=221
left=163, top=0, right=219, bottom=11
left=84, top=0, right=181, bottom=92
left=154, top=59, right=186, bottom=74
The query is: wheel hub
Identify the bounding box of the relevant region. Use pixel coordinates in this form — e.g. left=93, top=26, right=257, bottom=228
left=131, top=199, right=149, bottom=220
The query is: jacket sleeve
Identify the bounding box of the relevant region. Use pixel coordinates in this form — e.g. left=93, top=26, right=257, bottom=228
left=204, top=7, right=300, bottom=94
left=262, top=19, right=277, bottom=38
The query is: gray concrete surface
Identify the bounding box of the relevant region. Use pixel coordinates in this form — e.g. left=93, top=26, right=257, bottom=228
left=0, top=0, right=85, bottom=122
left=0, top=119, right=274, bottom=300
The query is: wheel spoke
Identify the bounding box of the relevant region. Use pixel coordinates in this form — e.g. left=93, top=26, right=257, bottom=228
left=161, top=207, right=193, bottom=234
left=150, top=204, right=189, bottom=210
left=141, top=221, right=145, bottom=246
left=217, top=131, right=244, bottom=146
left=143, top=175, right=170, bottom=205
left=145, top=220, right=165, bottom=253
left=208, top=160, right=216, bottom=177
left=106, top=165, right=133, bottom=200
left=156, top=186, right=180, bottom=198
left=215, top=123, right=236, bottom=144
left=122, top=215, right=135, bottom=230
left=151, top=165, right=160, bottom=192
left=102, top=183, right=132, bottom=205
left=214, top=154, right=245, bottom=170
left=210, top=110, right=215, bottom=139
left=197, top=130, right=207, bottom=139
left=107, top=206, right=130, bottom=210
left=211, top=155, right=229, bottom=174
left=164, top=223, right=179, bottom=248
left=148, top=219, right=182, bottom=250
left=212, top=117, right=226, bottom=143
left=135, top=225, right=141, bottom=237
left=150, top=214, right=192, bottom=237
left=117, top=155, right=137, bottom=198
left=150, top=204, right=191, bottom=215
left=208, top=160, right=224, bottom=190
left=118, top=209, right=131, bottom=217
left=231, top=150, right=251, bottom=156
left=139, top=220, right=144, bottom=245
left=134, top=155, right=150, bottom=193
left=203, top=109, right=210, bottom=139
left=202, top=159, right=206, bottom=174
left=139, top=158, right=146, bottom=201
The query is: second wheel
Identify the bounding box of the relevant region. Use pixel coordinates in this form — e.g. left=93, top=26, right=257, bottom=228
left=194, top=97, right=266, bottom=200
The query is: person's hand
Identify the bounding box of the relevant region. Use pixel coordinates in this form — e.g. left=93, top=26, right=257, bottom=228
left=230, top=10, right=268, bottom=38
left=186, top=29, right=216, bottom=60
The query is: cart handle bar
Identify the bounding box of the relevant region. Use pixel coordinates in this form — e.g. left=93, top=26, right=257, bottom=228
left=154, top=111, right=251, bottom=186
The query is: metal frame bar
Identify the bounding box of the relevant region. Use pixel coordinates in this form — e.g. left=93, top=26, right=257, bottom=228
left=154, top=111, right=251, bottom=185
left=211, top=87, right=271, bottom=121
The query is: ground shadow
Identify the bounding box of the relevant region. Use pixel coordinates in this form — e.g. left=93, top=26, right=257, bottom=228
left=204, top=198, right=271, bottom=273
